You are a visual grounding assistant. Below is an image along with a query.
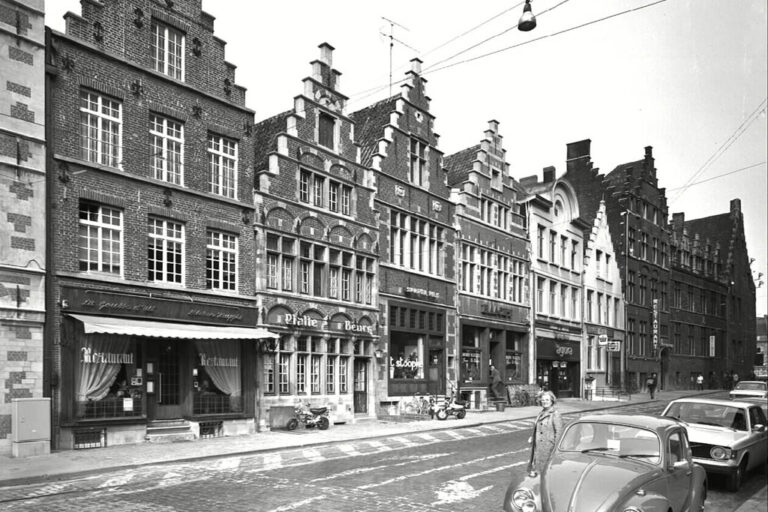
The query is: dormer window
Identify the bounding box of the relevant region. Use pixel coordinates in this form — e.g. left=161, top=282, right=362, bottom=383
left=318, top=112, right=335, bottom=150
left=152, top=21, right=185, bottom=81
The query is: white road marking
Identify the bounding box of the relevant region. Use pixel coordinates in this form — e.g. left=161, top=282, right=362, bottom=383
left=265, top=495, right=327, bottom=512
left=310, top=453, right=452, bottom=482
left=336, top=443, right=361, bottom=456
left=390, top=436, right=417, bottom=447
left=435, top=480, right=494, bottom=505
left=366, top=440, right=393, bottom=451
left=262, top=453, right=283, bottom=469
left=356, top=448, right=527, bottom=490
left=444, top=430, right=466, bottom=440
left=98, top=473, right=135, bottom=488
left=212, top=456, right=241, bottom=470
left=301, top=448, right=324, bottom=462
left=415, top=433, right=439, bottom=442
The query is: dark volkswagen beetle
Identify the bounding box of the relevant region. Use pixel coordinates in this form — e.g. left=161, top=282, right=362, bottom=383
left=503, top=414, right=707, bottom=512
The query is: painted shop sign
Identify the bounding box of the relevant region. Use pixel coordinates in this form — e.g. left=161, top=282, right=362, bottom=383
left=284, top=314, right=319, bottom=328
left=81, top=346, right=134, bottom=364
left=344, top=321, right=374, bottom=335
left=404, top=287, right=439, bottom=301
left=199, top=353, right=239, bottom=367
left=62, top=288, right=256, bottom=325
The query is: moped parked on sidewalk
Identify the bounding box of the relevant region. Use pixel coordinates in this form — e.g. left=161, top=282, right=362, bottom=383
left=287, top=402, right=330, bottom=430
left=435, top=387, right=467, bottom=420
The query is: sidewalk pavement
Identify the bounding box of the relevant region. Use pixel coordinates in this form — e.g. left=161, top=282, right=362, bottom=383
left=0, top=389, right=721, bottom=488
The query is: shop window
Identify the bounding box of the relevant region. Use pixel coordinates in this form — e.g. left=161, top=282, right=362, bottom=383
left=461, top=349, right=481, bottom=382
left=76, top=336, right=141, bottom=420
left=193, top=340, right=242, bottom=414
left=505, top=352, right=522, bottom=382
left=389, top=332, right=425, bottom=379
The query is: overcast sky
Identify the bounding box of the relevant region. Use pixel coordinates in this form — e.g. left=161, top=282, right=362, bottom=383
left=47, top=0, right=768, bottom=314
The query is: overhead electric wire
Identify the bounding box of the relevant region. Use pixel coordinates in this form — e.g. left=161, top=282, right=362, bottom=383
left=666, top=161, right=767, bottom=192
left=669, top=97, right=768, bottom=204
left=346, top=0, right=668, bottom=109
left=425, top=0, right=668, bottom=75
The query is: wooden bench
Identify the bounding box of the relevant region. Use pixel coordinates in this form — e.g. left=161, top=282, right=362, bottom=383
left=594, top=387, right=632, bottom=400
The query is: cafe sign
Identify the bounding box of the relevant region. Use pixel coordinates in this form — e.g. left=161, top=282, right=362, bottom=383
left=283, top=314, right=319, bottom=328
left=81, top=346, right=134, bottom=365
left=344, top=321, right=374, bottom=335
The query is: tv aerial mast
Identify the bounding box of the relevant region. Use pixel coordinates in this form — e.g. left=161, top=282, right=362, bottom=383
left=381, top=16, right=418, bottom=97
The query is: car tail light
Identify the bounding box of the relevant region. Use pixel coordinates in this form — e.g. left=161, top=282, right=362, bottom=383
left=710, top=446, right=732, bottom=460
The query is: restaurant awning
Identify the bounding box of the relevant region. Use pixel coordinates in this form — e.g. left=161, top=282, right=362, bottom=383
left=68, top=314, right=279, bottom=340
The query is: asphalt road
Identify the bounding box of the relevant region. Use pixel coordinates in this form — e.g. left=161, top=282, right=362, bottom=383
left=0, top=397, right=764, bottom=511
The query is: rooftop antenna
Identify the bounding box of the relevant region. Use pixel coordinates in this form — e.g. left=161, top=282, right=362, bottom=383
left=381, top=16, right=418, bottom=97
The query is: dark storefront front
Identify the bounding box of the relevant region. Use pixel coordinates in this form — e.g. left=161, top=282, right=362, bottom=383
left=387, top=298, right=447, bottom=399
left=57, top=288, right=276, bottom=449
left=536, top=337, right=581, bottom=398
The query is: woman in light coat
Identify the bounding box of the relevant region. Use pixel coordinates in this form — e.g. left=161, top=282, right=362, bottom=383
left=527, top=390, right=563, bottom=474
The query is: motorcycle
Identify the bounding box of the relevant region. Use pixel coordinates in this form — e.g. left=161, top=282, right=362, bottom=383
left=286, top=402, right=330, bottom=430
left=435, top=388, right=467, bottom=420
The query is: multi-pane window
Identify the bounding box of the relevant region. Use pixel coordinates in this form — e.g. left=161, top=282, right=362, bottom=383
left=300, top=242, right=326, bottom=296
left=389, top=211, right=443, bottom=275
left=266, top=233, right=295, bottom=291
left=310, top=355, right=322, bottom=393
left=627, top=271, right=636, bottom=303
left=537, top=226, right=545, bottom=258
left=278, top=353, right=290, bottom=394
left=151, top=22, right=184, bottom=80
left=549, top=231, right=556, bottom=261
left=296, top=353, right=307, bottom=394
left=313, top=175, right=325, bottom=206
left=147, top=217, right=183, bottom=284
left=339, top=356, right=349, bottom=393
left=326, top=353, right=335, bottom=394
left=328, top=180, right=352, bottom=215
left=640, top=233, right=649, bottom=260
left=355, top=256, right=374, bottom=304
left=300, top=170, right=311, bottom=203
left=78, top=202, right=122, bottom=274
left=571, top=241, right=579, bottom=270
left=536, top=277, right=545, bottom=313
left=409, top=138, right=427, bottom=186
left=561, top=236, right=568, bottom=267
left=639, top=321, right=648, bottom=356
left=80, top=91, right=121, bottom=167
left=571, top=287, right=579, bottom=320
left=206, top=230, right=237, bottom=291
left=511, top=259, right=525, bottom=303
left=318, top=112, right=335, bottom=150
left=480, top=198, right=509, bottom=230
left=462, top=244, right=475, bottom=293
left=150, top=115, right=183, bottom=185
left=586, top=290, right=594, bottom=322
left=263, top=354, right=275, bottom=394
left=549, top=280, right=557, bottom=315
left=207, top=134, right=237, bottom=199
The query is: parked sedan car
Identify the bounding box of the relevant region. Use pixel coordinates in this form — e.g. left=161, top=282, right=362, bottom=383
left=729, top=380, right=768, bottom=400
left=503, top=414, right=707, bottom=512
left=662, top=398, right=768, bottom=491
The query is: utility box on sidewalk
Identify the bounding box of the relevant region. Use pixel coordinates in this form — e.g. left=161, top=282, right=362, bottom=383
left=11, top=398, right=51, bottom=458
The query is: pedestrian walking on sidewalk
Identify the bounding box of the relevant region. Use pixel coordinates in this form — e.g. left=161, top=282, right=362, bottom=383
left=647, top=373, right=658, bottom=399
left=696, top=373, right=704, bottom=391
left=527, top=390, right=563, bottom=475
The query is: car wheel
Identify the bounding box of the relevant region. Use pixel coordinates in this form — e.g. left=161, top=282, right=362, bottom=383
left=727, top=459, right=747, bottom=492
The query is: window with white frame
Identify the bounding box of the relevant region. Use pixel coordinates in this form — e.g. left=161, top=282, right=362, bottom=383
left=409, top=137, right=427, bottom=186
left=549, top=231, right=556, bottom=261
left=571, top=286, right=579, bottom=320
left=462, top=244, right=475, bottom=293
left=511, top=259, right=525, bottom=303
left=278, top=352, right=290, bottom=394
left=561, top=235, right=568, bottom=267
left=537, top=225, right=545, bottom=258
left=389, top=211, right=443, bottom=275
left=80, top=91, right=122, bottom=168
left=299, top=170, right=311, bottom=203
left=300, top=241, right=326, bottom=296
left=150, top=115, right=183, bottom=185
left=339, top=356, right=349, bottom=393
left=536, top=277, right=545, bottom=313
left=266, top=233, right=295, bottom=291
left=355, top=255, right=374, bottom=304
left=147, top=217, right=184, bottom=284
left=207, top=134, right=237, bottom=199
left=151, top=21, right=184, bottom=80
left=78, top=202, right=122, bottom=274
left=549, top=280, right=557, bottom=315
left=206, top=230, right=237, bottom=291
left=326, top=346, right=336, bottom=394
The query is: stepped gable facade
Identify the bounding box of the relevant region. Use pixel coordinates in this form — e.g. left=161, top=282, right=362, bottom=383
left=45, top=0, right=267, bottom=449
left=351, top=59, right=457, bottom=409
left=252, top=43, right=380, bottom=426
left=445, top=120, right=531, bottom=407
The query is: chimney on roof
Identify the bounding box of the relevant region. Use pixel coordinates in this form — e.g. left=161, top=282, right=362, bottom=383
left=543, top=166, right=556, bottom=183
left=566, top=139, right=591, bottom=173
left=672, top=212, right=685, bottom=232
left=730, top=198, right=741, bottom=213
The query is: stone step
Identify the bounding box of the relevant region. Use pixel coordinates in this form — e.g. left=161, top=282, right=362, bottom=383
left=144, top=431, right=196, bottom=443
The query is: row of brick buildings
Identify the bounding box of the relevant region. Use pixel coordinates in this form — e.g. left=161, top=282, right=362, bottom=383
left=0, top=0, right=757, bottom=453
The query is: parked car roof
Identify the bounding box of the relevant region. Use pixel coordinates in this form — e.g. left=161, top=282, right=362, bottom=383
left=666, top=397, right=759, bottom=408
left=577, top=413, right=681, bottom=430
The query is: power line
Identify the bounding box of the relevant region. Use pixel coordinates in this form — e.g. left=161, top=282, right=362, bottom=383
left=666, top=162, right=766, bottom=192
left=346, top=0, right=666, bottom=110
left=424, top=0, right=668, bottom=75
left=669, top=97, right=767, bottom=204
